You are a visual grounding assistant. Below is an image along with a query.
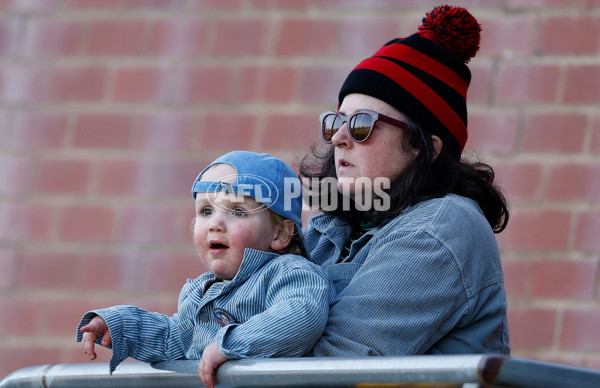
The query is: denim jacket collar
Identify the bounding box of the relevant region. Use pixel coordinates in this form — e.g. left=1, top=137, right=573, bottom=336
left=187, top=249, right=279, bottom=297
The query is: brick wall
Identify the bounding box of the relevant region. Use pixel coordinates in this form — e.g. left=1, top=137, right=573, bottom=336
left=1, top=0, right=599, bottom=379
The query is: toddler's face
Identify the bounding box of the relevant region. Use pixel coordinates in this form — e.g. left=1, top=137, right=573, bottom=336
left=193, top=164, right=278, bottom=280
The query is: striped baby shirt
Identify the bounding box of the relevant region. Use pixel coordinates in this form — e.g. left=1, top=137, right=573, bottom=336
left=76, top=249, right=334, bottom=374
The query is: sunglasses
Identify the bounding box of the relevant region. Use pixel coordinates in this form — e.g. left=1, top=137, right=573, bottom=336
left=320, top=109, right=408, bottom=144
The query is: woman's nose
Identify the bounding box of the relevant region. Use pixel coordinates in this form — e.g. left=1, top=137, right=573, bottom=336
left=331, top=121, right=351, bottom=147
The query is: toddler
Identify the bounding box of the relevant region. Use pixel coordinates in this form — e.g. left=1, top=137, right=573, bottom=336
left=77, top=151, right=333, bottom=388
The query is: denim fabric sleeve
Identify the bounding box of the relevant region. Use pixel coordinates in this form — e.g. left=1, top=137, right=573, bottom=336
left=312, top=229, right=467, bottom=357
left=76, top=305, right=185, bottom=374
left=215, top=262, right=332, bottom=360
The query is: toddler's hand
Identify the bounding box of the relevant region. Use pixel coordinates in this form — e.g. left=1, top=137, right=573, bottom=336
left=199, top=342, right=228, bottom=388
left=79, top=315, right=111, bottom=360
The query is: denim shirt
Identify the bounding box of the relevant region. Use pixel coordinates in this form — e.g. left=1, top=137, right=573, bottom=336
left=76, top=249, right=334, bottom=374
left=305, top=194, right=510, bottom=357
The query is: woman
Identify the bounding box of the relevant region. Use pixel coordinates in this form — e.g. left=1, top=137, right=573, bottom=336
left=301, top=5, right=510, bottom=357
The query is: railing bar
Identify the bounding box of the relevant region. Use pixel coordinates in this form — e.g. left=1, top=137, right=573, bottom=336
left=2, top=355, right=600, bottom=388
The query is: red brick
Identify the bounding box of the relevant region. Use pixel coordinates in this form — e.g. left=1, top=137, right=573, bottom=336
left=61, top=0, right=120, bottom=7
left=33, top=159, right=92, bottom=195
left=62, top=342, right=114, bottom=365
left=501, top=259, right=531, bottom=299
left=337, top=18, right=399, bottom=56
left=249, top=0, right=311, bottom=9
left=73, top=114, right=132, bottom=148
left=0, top=112, right=7, bottom=145
left=0, top=65, right=48, bottom=102
left=157, top=159, right=210, bottom=196
left=110, top=67, right=167, bottom=102
left=80, top=254, right=140, bottom=290
left=96, top=160, right=155, bottom=196
left=179, top=211, right=196, bottom=242
left=592, top=116, right=600, bottom=153
left=494, top=161, right=543, bottom=201
left=0, top=203, right=52, bottom=241
left=589, top=358, right=600, bottom=371
left=563, top=65, right=600, bottom=104
left=133, top=113, right=195, bottom=150
left=46, top=67, right=107, bottom=101
left=212, top=19, right=270, bottom=56
left=85, top=20, right=146, bottom=56
left=0, top=0, right=63, bottom=10
left=578, top=0, right=600, bottom=6
left=546, top=163, right=600, bottom=202
left=530, top=356, right=585, bottom=369
left=170, top=66, right=232, bottom=103
left=276, top=19, right=336, bottom=56
left=58, top=206, right=115, bottom=242
left=465, top=112, right=518, bottom=153
left=146, top=19, right=209, bottom=56
left=261, top=114, right=318, bottom=150
left=199, top=114, right=258, bottom=150
left=299, top=65, right=351, bottom=104
left=478, top=15, right=536, bottom=56
left=505, top=210, right=570, bottom=251
left=237, top=66, right=296, bottom=103
left=0, top=156, right=32, bottom=195
left=122, top=0, right=182, bottom=8
left=11, top=112, right=68, bottom=148
left=532, top=259, right=597, bottom=299
left=538, top=16, right=600, bottom=55
left=468, top=63, right=493, bottom=104
left=39, top=298, right=95, bottom=335
left=0, top=249, right=16, bottom=288
left=23, top=19, right=83, bottom=57
left=116, top=205, right=180, bottom=243
left=17, top=253, right=80, bottom=289
left=313, top=0, right=428, bottom=10
left=496, top=64, right=560, bottom=104
left=0, top=297, right=38, bottom=335
left=575, top=212, right=600, bottom=251
left=560, top=309, right=600, bottom=350
left=184, top=0, right=243, bottom=8
left=507, top=0, right=572, bottom=6
left=521, top=113, right=587, bottom=153
left=143, top=254, right=200, bottom=291
left=508, top=308, right=556, bottom=349
left=0, top=20, right=17, bottom=56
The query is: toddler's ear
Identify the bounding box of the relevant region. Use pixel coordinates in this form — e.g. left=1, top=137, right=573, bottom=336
left=270, top=220, right=295, bottom=252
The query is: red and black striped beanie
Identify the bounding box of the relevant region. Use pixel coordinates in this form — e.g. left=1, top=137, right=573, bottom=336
left=338, top=5, right=481, bottom=158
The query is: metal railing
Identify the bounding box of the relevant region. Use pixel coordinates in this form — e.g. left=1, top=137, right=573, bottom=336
left=1, top=354, right=599, bottom=388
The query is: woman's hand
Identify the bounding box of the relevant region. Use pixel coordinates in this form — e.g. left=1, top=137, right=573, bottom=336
left=198, top=342, right=228, bottom=388
left=79, top=315, right=111, bottom=360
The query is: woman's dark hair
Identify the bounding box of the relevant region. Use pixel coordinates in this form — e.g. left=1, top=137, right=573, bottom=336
left=299, top=116, right=509, bottom=233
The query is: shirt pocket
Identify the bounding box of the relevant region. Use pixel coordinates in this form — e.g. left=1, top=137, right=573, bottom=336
left=327, top=262, right=362, bottom=295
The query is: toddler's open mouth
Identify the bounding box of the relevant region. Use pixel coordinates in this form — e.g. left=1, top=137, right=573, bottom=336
left=209, top=241, right=229, bottom=252
left=210, top=243, right=228, bottom=249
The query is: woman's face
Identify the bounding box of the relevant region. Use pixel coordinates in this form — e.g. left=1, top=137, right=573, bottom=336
left=332, top=93, right=417, bottom=197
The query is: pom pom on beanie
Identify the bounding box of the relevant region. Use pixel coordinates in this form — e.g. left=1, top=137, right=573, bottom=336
left=418, top=4, right=481, bottom=64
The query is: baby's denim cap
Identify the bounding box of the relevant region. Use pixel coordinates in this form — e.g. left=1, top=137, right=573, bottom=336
left=191, top=151, right=303, bottom=225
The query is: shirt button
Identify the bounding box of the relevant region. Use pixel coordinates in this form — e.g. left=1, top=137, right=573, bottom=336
left=198, top=313, right=209, bottom=322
